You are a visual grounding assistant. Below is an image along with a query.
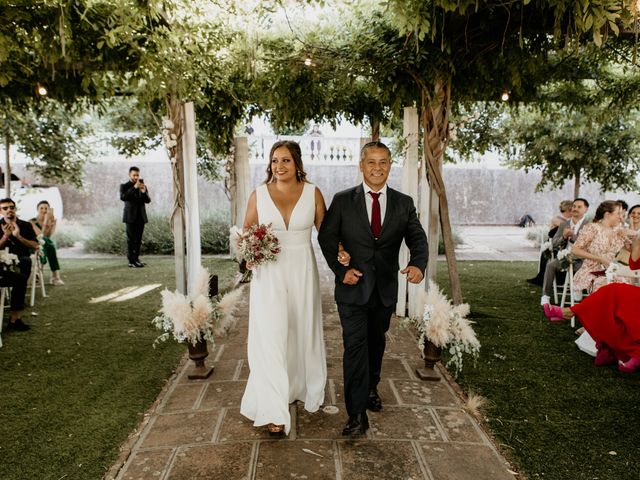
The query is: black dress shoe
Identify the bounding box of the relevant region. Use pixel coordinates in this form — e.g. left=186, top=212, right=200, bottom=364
left=526, top=277, right=542, bottom=286
left=129, top=262, right=144, bottom=268
left=342, top=412, right=369, bottom=436
left=7, top=318, right=30, bottom=331
left=367, top=388, right=382, bottom=412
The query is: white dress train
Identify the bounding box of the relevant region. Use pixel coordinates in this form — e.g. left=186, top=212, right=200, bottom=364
left=240, top=182, right=326, bottom=434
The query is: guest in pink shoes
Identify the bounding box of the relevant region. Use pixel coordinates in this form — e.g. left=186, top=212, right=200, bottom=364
left=543, top=236, right=640, bottom=373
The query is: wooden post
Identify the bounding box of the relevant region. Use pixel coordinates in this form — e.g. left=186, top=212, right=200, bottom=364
left=232, top=136, right=251, bottom=228
left=182, top=102, right=201, bottom=296
left=397, top=106, right=420, bottom=317
left=168, top=98, right=187, bottom=294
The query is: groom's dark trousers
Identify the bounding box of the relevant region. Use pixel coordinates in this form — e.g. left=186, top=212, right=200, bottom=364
left=319, top=185, right=427, bottom=417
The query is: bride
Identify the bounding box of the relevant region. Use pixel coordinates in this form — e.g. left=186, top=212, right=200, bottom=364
left=239, top=140, right=348, bottom=435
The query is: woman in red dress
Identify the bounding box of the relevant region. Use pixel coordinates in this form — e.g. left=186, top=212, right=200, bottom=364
left=544, top=236, right=640, bottom=373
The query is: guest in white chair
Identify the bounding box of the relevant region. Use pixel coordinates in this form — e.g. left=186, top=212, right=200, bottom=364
left=528, top=200, right=576, bottom=286
left=0, top=198, right=38, bottom=331
left=544, top=236, right=640, bottom=373
left=571, top=201, right=633, bottom=295
left=30, top=200, right=64, bottom=285
left=539, top=198, right=589, bottom=305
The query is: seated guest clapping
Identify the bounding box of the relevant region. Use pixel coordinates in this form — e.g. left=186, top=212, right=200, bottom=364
left=30, top=201, right=64, bottom=285
left=539, top=198, right=589, bottom=305
left=543, top=235, right=640, bottom=373
left=0, top=198, right=38, bottom=331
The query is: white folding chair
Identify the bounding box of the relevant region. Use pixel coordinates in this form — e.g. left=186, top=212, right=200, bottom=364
left=0, top=286, right=10, bottom=348
left=537, top=228, right=547, bottom=273
left=548, top=249, right=562, bottom=304
left=559, top=263, right=578, bottom=327
left=29, top=252, right=47, bottom=307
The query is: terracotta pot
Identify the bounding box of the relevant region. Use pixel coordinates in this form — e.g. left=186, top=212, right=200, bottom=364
left=415, top=338, right=442, bottom=381
left=186, top=338, right=214, bottom=380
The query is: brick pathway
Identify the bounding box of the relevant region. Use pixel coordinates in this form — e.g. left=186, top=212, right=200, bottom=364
left=113, top=262, right=516, bottom=480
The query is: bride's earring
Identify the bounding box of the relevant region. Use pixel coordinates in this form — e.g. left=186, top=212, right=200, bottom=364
left=296, top=170, right=302, bottom=181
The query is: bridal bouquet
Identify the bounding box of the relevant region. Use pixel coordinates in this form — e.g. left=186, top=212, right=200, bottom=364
left=409, top=281, right=480, bottom=377
left=557, top=248, right=577, bottom=271
left=152, top=266, right=244, bottom=347
left=0, top=248, right=19, bottom=272
left=235, top=223, right=281, bottom=269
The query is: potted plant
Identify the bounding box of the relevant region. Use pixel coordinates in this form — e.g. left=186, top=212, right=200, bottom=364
left=152, top=266, right=244, bottom=378
left=409, top=281, right=480, bottom=380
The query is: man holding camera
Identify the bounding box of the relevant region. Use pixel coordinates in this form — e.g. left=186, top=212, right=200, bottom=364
left=120, top=166, right=151, bottom=268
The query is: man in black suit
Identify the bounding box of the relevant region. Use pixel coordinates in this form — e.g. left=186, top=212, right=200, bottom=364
left=120, top=166, right=151, bottom=268
left=0, top=197, right=39, bottom=331
left=319, top=141, right=428, bottom=436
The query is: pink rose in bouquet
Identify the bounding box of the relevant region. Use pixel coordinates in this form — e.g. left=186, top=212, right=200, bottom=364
left=237, top=223, right=281, bottom=269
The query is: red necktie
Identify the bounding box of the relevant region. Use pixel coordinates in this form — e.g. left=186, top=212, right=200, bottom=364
left=369, top=192, right=382, bottom=239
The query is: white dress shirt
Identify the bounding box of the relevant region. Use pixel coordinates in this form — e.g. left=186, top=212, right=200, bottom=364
left=362, top=182, right=388, bottom=225
left=568, top=217, right=585, bottom=245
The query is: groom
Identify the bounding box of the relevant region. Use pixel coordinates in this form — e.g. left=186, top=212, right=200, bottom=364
left=319, top=141, right=428, bottom=436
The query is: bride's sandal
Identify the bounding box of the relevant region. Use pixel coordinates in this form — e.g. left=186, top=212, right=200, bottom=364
left=267, top=423, right=285, bottom=436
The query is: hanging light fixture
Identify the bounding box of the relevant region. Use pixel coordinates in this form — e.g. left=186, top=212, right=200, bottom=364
left=35, top=83, right=48, bottom=96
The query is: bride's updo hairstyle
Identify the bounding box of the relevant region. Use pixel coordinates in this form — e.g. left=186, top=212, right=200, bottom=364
left=265, top=140, right=308, bottom=184
left=594, top=200, right=622, bottom=222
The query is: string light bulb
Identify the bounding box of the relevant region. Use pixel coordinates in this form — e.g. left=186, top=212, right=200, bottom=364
left=304, top=57, right=313, bottom=67
left=501, top=91, right=510, bottom=102
left=36, top=84, right=48, bottom=96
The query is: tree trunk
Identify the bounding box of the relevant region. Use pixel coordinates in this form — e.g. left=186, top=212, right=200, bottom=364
left=421, top=79, right=463, bottom=305
left=4, top=133, right=10, bottom=198
left=371, top=118, right=380, bottom=142
left=574, top=169, right=581, bottom=198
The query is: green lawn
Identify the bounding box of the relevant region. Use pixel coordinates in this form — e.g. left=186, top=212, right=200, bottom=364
left=2, top=259, right=637, bottom=480
left=0, top=257, right=237, bottom=480
left=438, top=262, right=640, bottom=480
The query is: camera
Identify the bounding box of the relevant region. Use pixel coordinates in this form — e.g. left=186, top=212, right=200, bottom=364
left=138, top=178, right=144, bottom=183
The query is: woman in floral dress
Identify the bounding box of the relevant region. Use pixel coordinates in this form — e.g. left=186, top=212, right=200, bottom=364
left=544, top=236, right=640, bottom=373
left=571, top=200, right=630, bottom=294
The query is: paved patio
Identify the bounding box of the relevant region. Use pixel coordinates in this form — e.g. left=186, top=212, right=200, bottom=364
left=111, top=260, right=518, bottom=480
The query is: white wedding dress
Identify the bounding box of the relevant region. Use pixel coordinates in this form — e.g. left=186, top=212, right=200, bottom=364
left=240, top=182, right=326, bottom=434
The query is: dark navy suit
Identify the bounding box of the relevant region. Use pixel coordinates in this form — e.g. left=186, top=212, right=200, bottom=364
left=319, top=184, right=427, bottom=416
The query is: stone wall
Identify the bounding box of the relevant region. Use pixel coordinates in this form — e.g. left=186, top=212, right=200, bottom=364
left=14, top=162, right=639, bottom=225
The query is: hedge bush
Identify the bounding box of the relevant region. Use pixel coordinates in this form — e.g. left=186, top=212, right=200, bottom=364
left=84, top=213, right=230, bottom=255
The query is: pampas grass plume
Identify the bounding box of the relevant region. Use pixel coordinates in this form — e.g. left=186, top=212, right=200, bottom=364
left=191, top=266, right=211, bottom=299
left=464, top=391, right=489, bottom=419
left=215, top=285, right=245, bottom=335
left=160, top=289, right=192, bottom=333
left=191, top=294, right=213, bottom=329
